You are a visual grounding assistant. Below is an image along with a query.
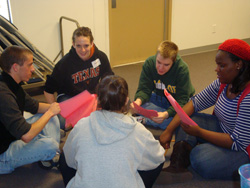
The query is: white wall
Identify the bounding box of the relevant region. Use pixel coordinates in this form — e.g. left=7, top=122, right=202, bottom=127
left=0, top=0, right=11, bottom=21
left=171, top=0, right=250, bottom=50
left=10, top=0, right=109, bottom=63
left=8, top=0, right=250, bottom=62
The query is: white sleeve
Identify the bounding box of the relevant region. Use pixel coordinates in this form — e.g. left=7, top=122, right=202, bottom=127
left=138, top=131, right=165, bottom=171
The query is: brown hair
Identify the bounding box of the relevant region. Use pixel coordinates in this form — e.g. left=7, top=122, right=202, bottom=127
left=0, top=45, right=33, bottom=73
left=157, top=40, right=178, bottom=62
left=72, top=27, right=94, bottom=43
left=97, top=75, right=129, bottom=113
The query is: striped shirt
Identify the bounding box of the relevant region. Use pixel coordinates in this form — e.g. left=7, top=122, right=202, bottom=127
left=192, top=79, right=250, bottom=155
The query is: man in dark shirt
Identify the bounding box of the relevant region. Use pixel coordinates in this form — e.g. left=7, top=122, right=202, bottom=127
left=0, top=46, right=61, bottom=174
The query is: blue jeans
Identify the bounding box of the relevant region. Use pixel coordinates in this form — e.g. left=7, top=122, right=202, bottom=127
left=141, top=93, right=173, bottom=129
left=0, top=114, right=60, bottom=174
left=176, top=113, right=250, bottom=180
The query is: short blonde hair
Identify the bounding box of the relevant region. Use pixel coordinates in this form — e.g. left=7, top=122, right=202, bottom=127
left=157, top=41, right=178, bottom=61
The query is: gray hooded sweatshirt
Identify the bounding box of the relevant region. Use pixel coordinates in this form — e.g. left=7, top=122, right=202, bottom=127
left=63, top=110, right=165, bottom=188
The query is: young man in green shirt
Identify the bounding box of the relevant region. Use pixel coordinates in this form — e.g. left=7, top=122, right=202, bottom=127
left=131, top=41, right=195, bottom=129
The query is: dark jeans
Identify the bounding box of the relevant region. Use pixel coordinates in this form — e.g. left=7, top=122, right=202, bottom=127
left=176, top=113, right=249, bottom=180
left=59, top=152, right=164, bottom=188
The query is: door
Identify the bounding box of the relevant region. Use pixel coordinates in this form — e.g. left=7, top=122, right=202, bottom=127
left=109, top=0, right=172, bottom=67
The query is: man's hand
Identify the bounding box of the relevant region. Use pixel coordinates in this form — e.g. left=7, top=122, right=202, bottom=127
left=22, top=102, right=61, bottom=143
left=129, top=98, right=142, bottom=114
left=47, top=102, right=61, bottom=116
left=151, top=111, right=168, bottom=124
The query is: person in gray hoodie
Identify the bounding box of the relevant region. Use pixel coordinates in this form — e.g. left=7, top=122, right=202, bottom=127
left=59, top=75, right=165, bottom=188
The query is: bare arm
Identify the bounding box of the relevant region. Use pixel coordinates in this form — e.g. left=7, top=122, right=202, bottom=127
left=160, top=100, right=194, bottom=149
left=201, top=130, right=233, bottom=148
left=181, top=123, right=233, bottom=148
left=37, top=102, right=50, bottom=113
left=44, top=91, right=56, bottom=104
left=21, top=102, right=61, bottom=143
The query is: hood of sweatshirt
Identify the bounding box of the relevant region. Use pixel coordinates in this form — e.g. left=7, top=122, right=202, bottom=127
left=89, top=110, right=137, bottom=145
left=69, top=45, right=99, bottom=64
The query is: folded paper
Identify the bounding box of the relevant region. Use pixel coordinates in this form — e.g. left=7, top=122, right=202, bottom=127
left=164, top=89, right=197, bottom=126
left=59, top=90, right=97, bottom=127
left=133, top=102, right=158, bottom=118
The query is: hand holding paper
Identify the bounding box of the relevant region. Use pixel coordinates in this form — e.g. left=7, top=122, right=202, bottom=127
left=164, top=89, right=197, bottom=126
left=132, top=102, right=158, bottom=118
left=59, top=90, right=97, bottom=127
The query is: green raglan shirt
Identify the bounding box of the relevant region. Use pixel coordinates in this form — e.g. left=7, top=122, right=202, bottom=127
left=134, top=54, right=195, bottom=117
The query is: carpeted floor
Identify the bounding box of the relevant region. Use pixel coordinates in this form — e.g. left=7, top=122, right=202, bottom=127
left=0, top=50, right=241, bottom=188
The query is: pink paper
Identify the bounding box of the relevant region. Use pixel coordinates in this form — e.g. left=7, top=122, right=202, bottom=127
left=164, top=89, right=197, bottom=126
left=133, top=102, right=158, bottom=118
left=59, top=90, right=97, bottom=127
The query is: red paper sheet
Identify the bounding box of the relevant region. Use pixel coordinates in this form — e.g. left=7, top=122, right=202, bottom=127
left=59, top=90, right=97, bottom=127
left=164, top=89, right=197, bottom=126
left=133, top=102, right=158, bottom=118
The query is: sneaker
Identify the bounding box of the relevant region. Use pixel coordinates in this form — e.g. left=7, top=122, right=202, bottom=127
left=38, top=152, right=60, bottom=170
left=135, top=116, right=145, bottom=124
left=60, top=124, right=73, bottom=139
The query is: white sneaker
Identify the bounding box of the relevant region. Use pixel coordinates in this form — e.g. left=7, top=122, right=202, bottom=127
left=38, top=152, right=60, bottom=170
left=135, top=116, right=145, bottom=124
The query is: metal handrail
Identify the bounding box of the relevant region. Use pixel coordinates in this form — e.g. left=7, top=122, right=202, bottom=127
left=54, top=16, right=80, bottom=62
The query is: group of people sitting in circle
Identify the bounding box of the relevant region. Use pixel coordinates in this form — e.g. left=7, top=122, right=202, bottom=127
left=0, top=25, right=250, bottom=188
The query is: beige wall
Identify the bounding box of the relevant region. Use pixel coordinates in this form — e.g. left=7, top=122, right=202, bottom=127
left=171, top=0, right=250, bottom=50
left=6, top=0, right=250, bottom=67
left=108, top=0, right=169, bottom=67
left=10, top=0, right=109, bottom=63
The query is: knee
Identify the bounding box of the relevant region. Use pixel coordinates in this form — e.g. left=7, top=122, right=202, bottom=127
left=49, top=116, right=60, bottom=129
left=40, top=137, right=59, bottom=153
left=190, top=146, right=214, bottom=179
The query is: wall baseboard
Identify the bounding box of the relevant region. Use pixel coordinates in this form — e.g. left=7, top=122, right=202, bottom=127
left=179, top=38, right=250, bottom=56
left=112, top=60, right=144, bottom=68
left=112, top=38, right=250, bottom=68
